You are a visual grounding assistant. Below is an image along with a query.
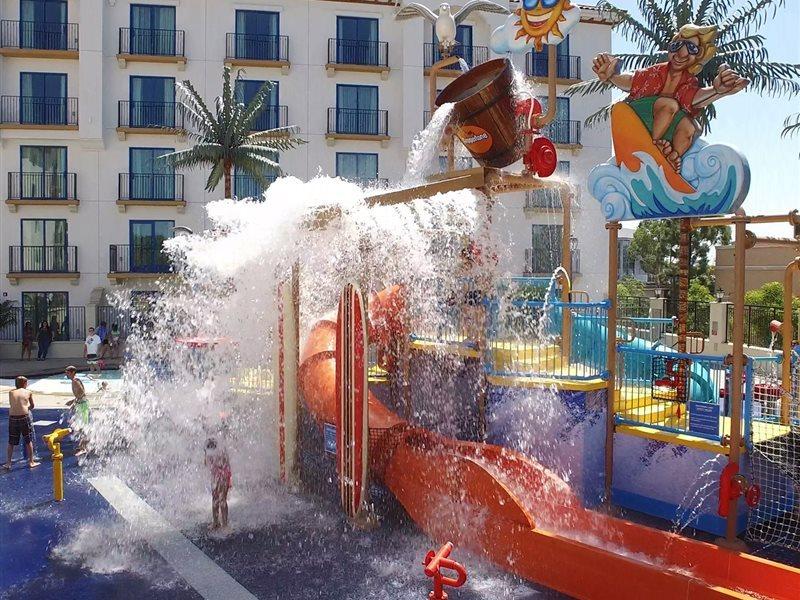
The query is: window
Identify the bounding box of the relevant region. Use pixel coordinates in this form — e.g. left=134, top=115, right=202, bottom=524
left=234, top=10, right=280, bottom=60
left=20, top=0, right=67, bottom=50
left=20, top=146, right=67, bottom=199
left=235, top=79, right=279, bottom=130
left=20, top=218, right=68, bottom=272
left=556, top=161, right=570, bottom=175
left=129, top=76, right=175, bottom=127
left=129, top=148, right=175, bottom=200
left=130, top=4, right=176, bottom=55
left=22, top=291, right=71, bottom=341
left=336, top=84, right=378, bottom=134
left=336, top=153, right=378, bottom=181
left=529, top=39, right=570, bottom=78
left=434, top=24, right=473, bottom=67
left=530, top=224, right=563, bottom=274
left=234, top=167, right=274, bottom=199
left=336, top=17, right=378, bottom=65
left=20, top=72, right=66, bottom=124
left=129, top=220, right=174, bottom=273
left=537, top=96, right=574, bottom=144
left=619, top=240, right=637, bottom=277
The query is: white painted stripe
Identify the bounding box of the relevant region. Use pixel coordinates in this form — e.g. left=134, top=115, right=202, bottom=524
left=89, top=475, right=256, bottom=600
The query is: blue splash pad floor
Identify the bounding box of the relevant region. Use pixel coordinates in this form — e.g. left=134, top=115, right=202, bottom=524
left=0, top=409, right=562, bottom=600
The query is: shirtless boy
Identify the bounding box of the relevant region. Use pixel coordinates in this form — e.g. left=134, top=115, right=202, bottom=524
left=5, top=376, right=40, bottom=470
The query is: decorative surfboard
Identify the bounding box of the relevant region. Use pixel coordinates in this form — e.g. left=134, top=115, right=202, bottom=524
left=335, top=282, right=369, bottom=520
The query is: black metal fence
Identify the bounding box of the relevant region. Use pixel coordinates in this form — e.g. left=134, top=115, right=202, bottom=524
left=119, top=27, right=184, bottom=56
left=424, top=42, right=488, bottom=69
left=0, top=306, right=85, bottom=342
left=618, top=296, right=652, bottom=319
left=328, top=38, right=388, bottom=67
left=327, top=108, right=388, bottom=136
left=96, top=305, right=132, bottom=339
left=0, top=95, right=78, bottom=126
left=226, top=32, right=288, bottom=62
left=0, top=20, right=78, bottom=51
left=526, top=52, right=581, bottom=80
left=7, top=172, right=77, bottom=200
left=664, top=298, right=711, bottom=335
left=540, top=120, right=581, bottom=145
left=9, top=245, right=78, bottom=273
left=109, top=244, right=171, bottom=274
left=234, top=174, right=276, bottom=199
left=118, top=100, right=184, bottom=129
left=726, top=303, right=800, bottom=348
left=119, top=173, right=184, bottom=201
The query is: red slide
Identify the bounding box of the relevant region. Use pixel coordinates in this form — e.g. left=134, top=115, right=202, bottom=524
left=299, top=286, right=800, bottom=600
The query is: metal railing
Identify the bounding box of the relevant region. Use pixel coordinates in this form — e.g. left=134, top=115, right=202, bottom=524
left=233, top=174, right=277, bottom=199
left=327, top=108, right=388, bottom=136
left=226, top=32, right=288, bottom=62
left=726, top=303, right=800, bottom=348
left=119, top=27, right=184, bottom=56
left=119, top=173, right=183, bottom=201
left=524, top=188, right=563, bottom=211
left=526, top=52, right=581, bottom=80
left=0, top=20, right=78, bottom=51
left=424, top=42, right=488, bottom=69
left=540, top=120, right=581, bottom=145
left=0, top=95, right=78, bottom=126
left=96, top=305, right=132, bottom=339
left=1, top=305, right=85, bottom=341
left=328, top=38, right=388, bottom=67
left=118, top=101, right=184, bottom=129
left=7, top=172, right=77, bottom=200
left=249, top=105, right=287, bottom=131
left=618, top=296, right=652, bottom=319
left=109, top=244, right=172, bottom=274
left=8, top=245, right=78, bottom=273
left=664, top=298, right=710, bottom=336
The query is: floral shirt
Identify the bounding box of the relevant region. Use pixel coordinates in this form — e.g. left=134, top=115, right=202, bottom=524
left=628, top=62, right=700, bottom=116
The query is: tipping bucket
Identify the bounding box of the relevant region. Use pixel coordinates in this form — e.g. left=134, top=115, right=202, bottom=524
left=435, top=58, right=523, bottom=169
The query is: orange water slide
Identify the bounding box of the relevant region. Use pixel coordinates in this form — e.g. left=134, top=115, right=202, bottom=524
left=299, top=286, right=800, bottom=600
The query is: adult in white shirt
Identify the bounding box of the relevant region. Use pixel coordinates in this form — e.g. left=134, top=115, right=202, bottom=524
left=84, top=326, right=102, bottom=376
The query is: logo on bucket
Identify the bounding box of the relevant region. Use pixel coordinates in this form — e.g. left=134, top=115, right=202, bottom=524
left=457, top=125, right=493, bottom=155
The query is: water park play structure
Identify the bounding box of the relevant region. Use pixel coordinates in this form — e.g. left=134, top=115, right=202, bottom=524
left=270, top=7, right=800, bottom=600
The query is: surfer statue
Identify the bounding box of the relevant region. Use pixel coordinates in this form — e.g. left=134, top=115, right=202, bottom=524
left=592, top=24, right=748, bottom=172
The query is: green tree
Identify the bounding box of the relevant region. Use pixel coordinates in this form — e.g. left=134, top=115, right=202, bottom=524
left=567, top=0, right=800, bottom=131
left=627, top=220, right=731, bottom=288
left=618, top=275, right=646, bottom=298
left=688, top=279, right=714, bottom=302
left=160, top=66, right=305, bottom=198
left=744, top=281, right=800, bottom=310
left=0, top=299, right=17, bottom=330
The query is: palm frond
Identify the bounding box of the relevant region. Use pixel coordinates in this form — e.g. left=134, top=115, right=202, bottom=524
left=584, top=103, right=614, bottom=128
left=781, top=113, right=800, bottom=139
left=721, top=0, right=786, bottom=37
left=159, top=145, right=224, bottom=170
left=564, top=78, right=615, bottom=97
left=596, top=1, right=662, bottom=53
left=205, top=160, right=226, bottom=193
left=175, top=79, right=218, bottom=137
left=240, top=80, right=276, bottom=131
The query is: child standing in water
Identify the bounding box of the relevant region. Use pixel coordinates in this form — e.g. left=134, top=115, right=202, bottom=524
left=204, top=438, right=231, bottom=530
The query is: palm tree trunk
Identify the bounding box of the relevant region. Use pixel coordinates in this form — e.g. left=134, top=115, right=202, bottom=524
left=224, top=160, right=232, bottom=198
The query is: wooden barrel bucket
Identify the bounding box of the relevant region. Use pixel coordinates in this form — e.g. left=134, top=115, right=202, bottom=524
left=435, top=58, right=522, bottom=169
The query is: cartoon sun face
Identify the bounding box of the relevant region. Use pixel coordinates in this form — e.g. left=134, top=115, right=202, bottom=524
left=515, top=0, right=574, bottom=52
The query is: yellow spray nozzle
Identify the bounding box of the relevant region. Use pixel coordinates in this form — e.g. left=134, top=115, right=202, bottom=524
left=43, top=428, right=71, bottom=452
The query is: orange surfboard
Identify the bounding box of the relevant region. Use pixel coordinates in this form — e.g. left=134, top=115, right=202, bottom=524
left=611, top=102, right=696, bottom=195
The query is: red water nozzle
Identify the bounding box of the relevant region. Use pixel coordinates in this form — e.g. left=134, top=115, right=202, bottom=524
left=770, top=320, right=783, bottom=334
left=424, top=542, right=467, bottom=600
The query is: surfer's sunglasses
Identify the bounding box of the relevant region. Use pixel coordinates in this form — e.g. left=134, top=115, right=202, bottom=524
left=522, top=0, right=562, bottom=8
left=667, top=40, right=700, bottom=55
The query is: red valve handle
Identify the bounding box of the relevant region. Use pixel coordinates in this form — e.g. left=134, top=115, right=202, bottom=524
left=424, top=543, right=467, bottom=600
left=745, top=484, right=761, bottom=508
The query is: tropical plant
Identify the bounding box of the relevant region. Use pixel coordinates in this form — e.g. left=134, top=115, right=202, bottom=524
left=160, top=66, right=305, bottom=198
left=782, top=113, right=800, bottom=138
left=0, top=300, right=18, bottom=330
left=567, top=0, right=800, bottom=132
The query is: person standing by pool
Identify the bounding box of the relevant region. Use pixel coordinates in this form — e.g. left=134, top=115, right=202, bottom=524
left=36, top=321, right=52, bottom=361
left=4, top=376, right=40, bottom=470
left=84, top=327, right=102, bottom=376
left=204, top=437, right=231, bottom=530
left=21, top=321, right=33, bottom=361
left=65, top=366, right=90, bottom=457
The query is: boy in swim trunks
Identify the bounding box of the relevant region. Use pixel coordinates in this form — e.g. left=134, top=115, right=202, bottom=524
left=65, top=366, right=90, bottom=456
left=5, top=376, right=40, bottom=470
left=592, top=24, right=748, bottom=171
left=204, top=437, right=231, bottom=530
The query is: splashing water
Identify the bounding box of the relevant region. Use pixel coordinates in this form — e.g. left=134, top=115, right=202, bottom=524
left=404, top=102, right=455, bottom=186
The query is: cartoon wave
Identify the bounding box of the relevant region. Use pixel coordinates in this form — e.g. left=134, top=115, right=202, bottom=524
left=588, top=139, right=750, bottom=222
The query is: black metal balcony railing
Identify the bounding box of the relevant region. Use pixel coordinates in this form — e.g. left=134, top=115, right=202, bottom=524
left=424, top=42, right=489, bottom=70
left=9, top=245, right=78, bottom=273
left=0, top=305, right=84, bottom=342
left=526, top=52, right=581, bottom=80
left=524, top=189, right=563, bottom=211
left=119, top=173, right=184, bottom=201
left=109, top=244, right=171, bottom=274
left=541, top=120, right=582, bottom=145
left=328, top=108, right=388, bottom=137
left=250, top=105, right=288, bottom=131
left=234, top=174, right=277, bottom=199
left=8, top=172, right=77, bottom=200
left=226, top=32, right=289, bottom=62
left=0, top=20, right=78, bottom=51
left=0, top=95, right=78, bottom=126
left=118, top=101, right=184, bottom=129
left=328, top=38, right=388, bottom=67
left=119, top=27, right=184, bottom=56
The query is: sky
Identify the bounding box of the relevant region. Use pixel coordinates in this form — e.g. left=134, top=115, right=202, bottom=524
left=602, top=0, right=800, bottom=239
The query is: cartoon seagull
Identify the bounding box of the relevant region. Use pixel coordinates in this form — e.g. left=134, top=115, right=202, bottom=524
left=395, top=2, right=510, bottom=54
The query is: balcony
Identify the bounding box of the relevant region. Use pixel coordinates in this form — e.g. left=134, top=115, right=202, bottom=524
left=117, top=27, right=186, bottom=68
left=0, top=20, right=78, bottom=58
left=6, top=172, right=79, bottom=212
left=225, top=33, right=290, bottom=73
left=326, top=108, right=389, bottom=145
left=0, top=96, right=78, bottom=130
left=326, top=38, right=389, bottom=78
left=7, top=245, right=79, bottom=284
left=234, top=174, right=277, bottom=199
left=117, top=173, right=185, bottom=212
left=108, top=244, right=173, bottom=282
left=524, top=189, right=563, bottom=214
left=423, top=43, right=489, bottom=76
left=117, top=101, right=185, bottom=139
left=526, top=52, right=581, bottom=82
left=541, top=120, right=582, bottom=148
left=250, top=105, right=288, bottom=132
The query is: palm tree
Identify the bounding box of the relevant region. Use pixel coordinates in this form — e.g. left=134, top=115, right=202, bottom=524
left=160, top=66, right=305, bottom=198
left=782, top=113, right=800, bottom=138
left=567, top=0, right=800, bottom=132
